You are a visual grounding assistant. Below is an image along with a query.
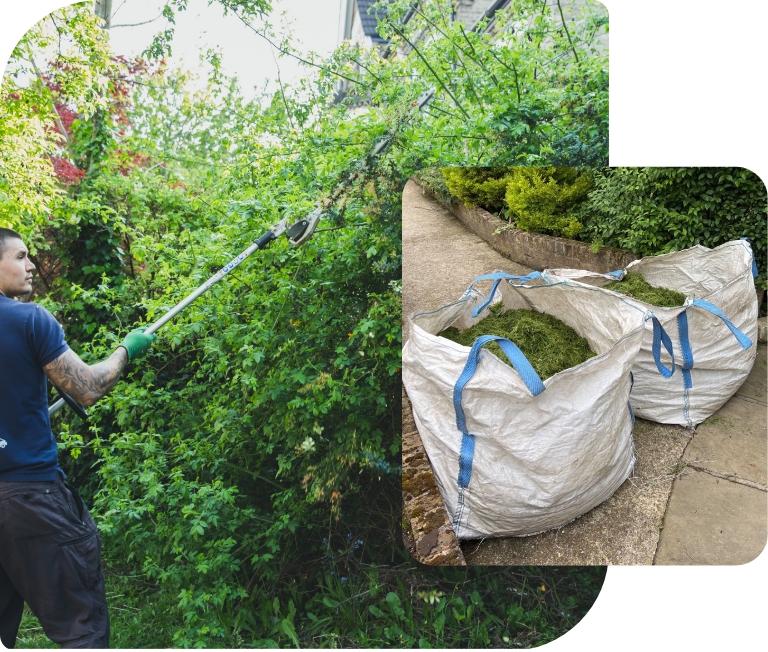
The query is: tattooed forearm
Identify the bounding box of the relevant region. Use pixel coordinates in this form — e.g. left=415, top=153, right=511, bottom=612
left=44, top=348, right=128, bottom=407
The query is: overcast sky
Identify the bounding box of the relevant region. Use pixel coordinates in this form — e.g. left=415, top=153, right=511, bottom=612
left=108, top=0, right=342, bottom=96
left=5, top=0, right=343, bottom=98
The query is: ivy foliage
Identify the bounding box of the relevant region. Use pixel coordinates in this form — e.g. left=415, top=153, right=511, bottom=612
left=1, top=0, right=609, bottom=646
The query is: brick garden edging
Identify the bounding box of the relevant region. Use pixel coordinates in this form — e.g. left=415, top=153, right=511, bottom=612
left=402, top=388, right=466, bottom=565
left=417, top=182, right=638, bottom=272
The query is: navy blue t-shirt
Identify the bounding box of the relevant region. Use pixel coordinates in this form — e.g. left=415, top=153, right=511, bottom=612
left=0, top=295, right=69, bottom=481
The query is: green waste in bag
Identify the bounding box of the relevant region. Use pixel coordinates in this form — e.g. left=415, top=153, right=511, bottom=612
left=604, top=272, right=686, bottom=307
left=439, top=307, right=596, bottom=379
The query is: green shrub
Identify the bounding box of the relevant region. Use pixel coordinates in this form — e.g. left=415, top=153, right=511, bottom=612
left=441, top=167, right=512, bottom=212
left=413, top=167, right=453, bottom=204
left=583, top=168, right=767, bottom=288
left=504, top=167, right=593, bottom=239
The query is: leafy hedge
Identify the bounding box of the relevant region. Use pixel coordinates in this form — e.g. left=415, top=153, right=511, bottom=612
left=584, top=167, right=767, bottom=286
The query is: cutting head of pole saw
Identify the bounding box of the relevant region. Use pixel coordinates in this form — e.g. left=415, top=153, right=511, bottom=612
left=285, top=206, right=323, bottom=247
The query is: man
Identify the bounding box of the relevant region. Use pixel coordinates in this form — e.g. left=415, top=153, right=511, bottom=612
left=0, top=227, right=155, bottom=648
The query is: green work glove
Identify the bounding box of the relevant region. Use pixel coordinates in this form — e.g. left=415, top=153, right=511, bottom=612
left=119, top=327, right=156, bottom=361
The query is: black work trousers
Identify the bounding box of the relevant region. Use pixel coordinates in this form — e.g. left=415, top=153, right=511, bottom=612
left=0, top=476, right=109, bottom=648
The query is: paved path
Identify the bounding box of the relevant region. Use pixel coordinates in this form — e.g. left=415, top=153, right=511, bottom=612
left=402, top=179, right=767, bottom=565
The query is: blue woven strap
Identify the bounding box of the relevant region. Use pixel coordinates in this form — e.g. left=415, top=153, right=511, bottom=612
left=650, top=316, right=675, bottom=378
left=457, top=432, right=476, bottom=489
left=740, top=237, right=759, bottom=278
left=677, top=310, right=694, bottom=390
left=691, top=299, right=752, bottom=349
left=607, top=269, right=625, bottom=279
left=453, top=335, right=545, bottom=488
left=471, top=272, right=543, bottom=317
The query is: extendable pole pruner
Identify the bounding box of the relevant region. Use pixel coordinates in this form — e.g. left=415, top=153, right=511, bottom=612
left=48, top=209, right=321, bottom=419
left=49, top=87, right=437, bottom=419
left=48, top=94, right=435, bottom=420
left=49, top=0, right=514, bottom=419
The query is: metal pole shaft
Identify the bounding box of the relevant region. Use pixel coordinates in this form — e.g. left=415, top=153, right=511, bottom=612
left=48, top=228, right=279, bottom=417
left=49, top=398, right=66, bottom=416
left=144, top=232, right=276, bottom=334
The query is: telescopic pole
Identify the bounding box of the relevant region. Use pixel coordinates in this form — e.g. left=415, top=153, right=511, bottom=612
left=48, top=224, right=286, bottom=417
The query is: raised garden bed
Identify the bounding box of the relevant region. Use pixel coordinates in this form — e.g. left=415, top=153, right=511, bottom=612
left=416, top=180, right=638, bottom=273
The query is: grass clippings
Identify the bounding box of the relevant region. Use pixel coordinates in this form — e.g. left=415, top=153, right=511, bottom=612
left=604, top=272, right=685, bottom=307
left=439, top=307, right=596, bottom=379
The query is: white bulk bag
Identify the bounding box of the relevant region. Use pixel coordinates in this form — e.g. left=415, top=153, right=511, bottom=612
left=402, top=272, right=670, bottom=539
left=545, top=239, right=758, bottom=426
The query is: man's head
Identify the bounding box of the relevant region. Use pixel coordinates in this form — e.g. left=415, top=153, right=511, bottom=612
left=0, top=228, right=35, bottom=297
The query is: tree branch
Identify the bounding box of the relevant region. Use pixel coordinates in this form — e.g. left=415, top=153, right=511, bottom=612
left=110, top=13, right=165, bottom=29
left=556, top=0, right=580, bottom=64
left=25, top=45, right=72, bottom=151
left=389, top=23, right=470, bottom=120
left=230, top=11, right=366, bottom=87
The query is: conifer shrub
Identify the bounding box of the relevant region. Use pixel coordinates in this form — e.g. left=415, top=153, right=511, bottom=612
left=441, top=167, right=512, bottom=212
left=504, top=167, right=593, bottom=239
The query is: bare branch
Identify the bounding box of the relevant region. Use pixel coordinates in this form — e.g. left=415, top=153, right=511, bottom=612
left=24, top=45, right=72, bottom=151
left=556, top=0, right=580, bottom=64
left=110, top=13, right=165, bottom=29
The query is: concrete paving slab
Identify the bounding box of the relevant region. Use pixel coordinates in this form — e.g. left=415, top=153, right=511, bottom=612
left=654, top=468, right=767, bottom=564
left=461, top=419, right=692, bottom=565
left=685, top=394, right=767, bottom=488
left=402, top=181, right=527, bottom=328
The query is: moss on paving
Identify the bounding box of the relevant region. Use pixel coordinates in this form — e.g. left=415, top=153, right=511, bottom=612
left=604, top=272, right=685, bottom=307
left=439, top=307, right=596, bottom=379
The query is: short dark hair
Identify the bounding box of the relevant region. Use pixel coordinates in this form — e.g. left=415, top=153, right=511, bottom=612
left=0, top=227, right=23, bottom=260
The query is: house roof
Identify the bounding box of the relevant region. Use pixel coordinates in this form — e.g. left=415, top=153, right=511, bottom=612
left=357, top=0, right=390, bottom=44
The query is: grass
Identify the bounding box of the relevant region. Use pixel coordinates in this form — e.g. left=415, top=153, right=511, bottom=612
left=13, top=564, right=607, bottom=649
left=14, top=572, right=173, bottom=649
left=604, top=272, right=686, bottom=307
left=16, top=608, right=54, bottom=649
left=439, top=306, right=596, bottom=379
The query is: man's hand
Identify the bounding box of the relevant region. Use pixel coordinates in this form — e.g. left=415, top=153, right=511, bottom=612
left=119, top=328, right=156, bottom=361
